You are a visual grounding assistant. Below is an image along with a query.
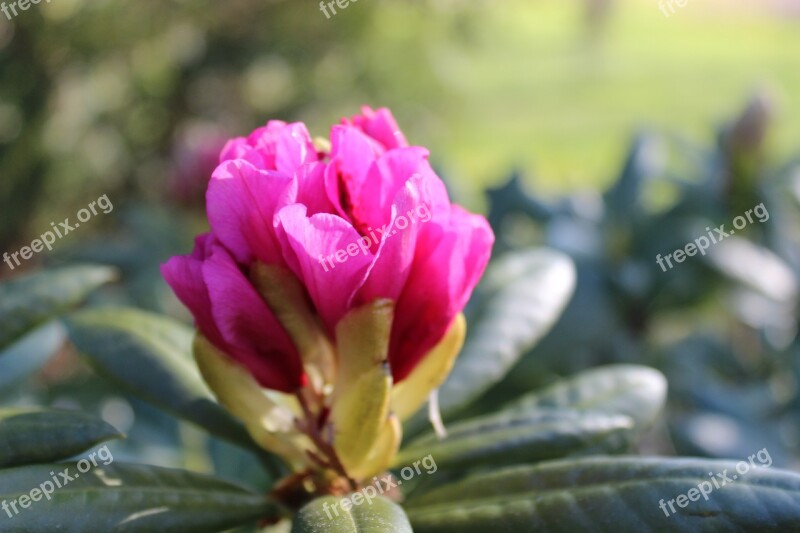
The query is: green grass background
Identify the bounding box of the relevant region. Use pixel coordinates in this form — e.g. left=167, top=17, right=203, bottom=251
left=329, top=0, right=800, bottom=197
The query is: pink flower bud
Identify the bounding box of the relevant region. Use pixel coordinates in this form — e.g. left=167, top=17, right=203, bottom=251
left=162, top=106, right=494, bottom=394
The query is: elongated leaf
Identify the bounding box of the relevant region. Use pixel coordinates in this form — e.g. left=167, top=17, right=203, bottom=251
left=0, top=462, right=283, bottom=532
left=500, top=365, right=667, bottom=429
left=426, top=249, right=576, bottom=426
left=396, top=409, right=633, bottom=471
left=65, top=307, right=256, bottom=451
left=292, top=495, right=412, bottom=533
left=0, top=322, right=64, bottom=392
left=706, top=237, right=798, bottom=303
left=604, top=133, right=663, bottom=218
left=407, top=456, right=800, bottom=532
left=0, top=265, right=115, bottom=351
left=0, top=408, right=122, bottom=468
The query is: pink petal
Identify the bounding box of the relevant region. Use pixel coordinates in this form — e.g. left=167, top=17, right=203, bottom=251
left=242, top=120, right=289, bottom=169
left=247, top=120, right=288, bottom=148
left=275, top=123, right=318, bottom=174
left=354, top=147, right=442, bottom=231
left=202, top=244, right=303, bottom=392
left=355, top=172, right=441, bottom=304
left=219, top=138, right=267, bottom=168
left=296, top=162, right=335, bottom=216
left=349, top=106, right=409, bottom=149
left=324, top=125, right=384, bottom=224
left=390, top=207, right=494, bottom=381
left=276, top=204, right=373, bottom=333
left=220, top=121, right=296, bottom=171
left=325, top=135, right=438, bottom=237
left=161, top=252, right=224, bottom=350
left=207, top=160, right=296, bottom=265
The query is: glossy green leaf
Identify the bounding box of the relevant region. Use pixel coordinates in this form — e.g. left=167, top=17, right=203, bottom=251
left=421, top=249, right=576, bottom=428
left=0, top=265, right=115, bottom=351
left=407, top=456, right=800, bottom=532
left=292, top=495, right=412, bottom=533
left=396, top=409, right=633, bottom=471
left=64, top=307, right=256, bottom=451
left=0, top=408, right=122, bottom=468
left=0, top=462, right=283, bottom=532
left=500, top=365, right=667, bottom=429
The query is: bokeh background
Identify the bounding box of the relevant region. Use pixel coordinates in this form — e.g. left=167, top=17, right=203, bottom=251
left=2, top=0, right=800, bottom=485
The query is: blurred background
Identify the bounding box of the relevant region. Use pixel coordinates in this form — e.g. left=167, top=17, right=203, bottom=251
left=1, top=0, right=800, bottom=489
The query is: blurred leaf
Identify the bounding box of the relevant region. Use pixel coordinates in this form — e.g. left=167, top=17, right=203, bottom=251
left=486, top=171, right=556, bottom=250
left=0, top=265, right=115, bottom=352
left=0, top=408, right=122, bottom=468
left=706, top=237, right=798, bottom=303
left=396, top=409, right=633, bottom=472
left=0, top=321, right=64, bottom=392
left=500, top=365, right=667, bottom=429
left=422, top=249, right=576, bottom=427
left=0, top=462, right=283, bottom=532
left=670, top=412, right=794, bottom=467
left=407, top=457, right=800, bottom=531
left=65, top=307, right=257, bottom=452
left=292, top=495, right=412, bottom=533
left=605, top=133, right=664, bottom=219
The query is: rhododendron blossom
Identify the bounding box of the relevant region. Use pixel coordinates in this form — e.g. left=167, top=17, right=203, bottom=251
left=162, top=106, right=493, bottom=491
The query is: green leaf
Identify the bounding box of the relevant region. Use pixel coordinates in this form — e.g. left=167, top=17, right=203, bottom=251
left=64, top=307, right=256, bottom=452
left=500, top=365, right=667, bottom=429
left=292, top=495, right=412, bottom=532
left=0, top=408, right=122, bottom=468
left=419, top=249, right=576, bottom=428
left=0, top=462, right=283, bottom=532
left=706, top=237, right=798, bottom=303
left=0, top=322, right=64, bottom=392
left=396, top=409, right=633, bottom=472
left=0, top=265, right=115, bottom=351
left=605, top=133, right=663, bottom=219
left=406, top=456, right=800, bottom=532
